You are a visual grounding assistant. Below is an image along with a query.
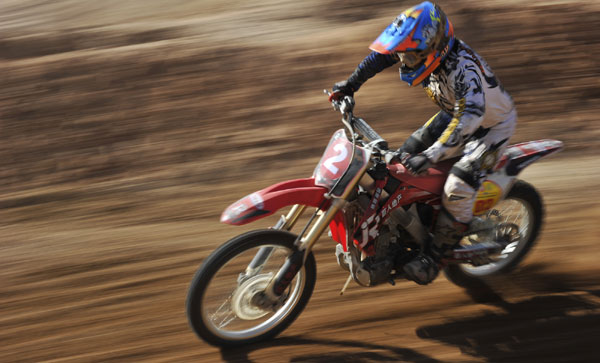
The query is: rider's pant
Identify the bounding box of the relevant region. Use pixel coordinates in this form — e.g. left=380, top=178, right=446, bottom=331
left=401, top=110, right=517, bottom=224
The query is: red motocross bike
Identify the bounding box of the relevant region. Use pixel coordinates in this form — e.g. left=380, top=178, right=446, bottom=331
left=186, top=94, right=562, bottom=347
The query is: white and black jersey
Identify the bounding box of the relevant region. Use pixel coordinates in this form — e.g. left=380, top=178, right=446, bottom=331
left=420, top=40, right=516, bottom=163
left=346, top=39, right=516, bottom=164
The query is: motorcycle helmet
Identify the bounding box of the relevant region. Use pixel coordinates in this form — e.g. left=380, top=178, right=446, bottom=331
left=369, top=1, right=455, bottom=86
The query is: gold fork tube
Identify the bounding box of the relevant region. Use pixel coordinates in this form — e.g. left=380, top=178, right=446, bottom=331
left=297, top=198, right=347, bottom=259
left=265, top=169, right=365, bottom=300
left=281, top=204, right=306, bottom=231
left=264, top=197, right=348, bottom=301
left=296, top=165, right=366, bottom=255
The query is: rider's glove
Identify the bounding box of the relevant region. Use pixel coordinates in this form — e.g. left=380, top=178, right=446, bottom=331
left=329, top=80, right=355, bottom=102
left=403, top=154, right=431, bottom=175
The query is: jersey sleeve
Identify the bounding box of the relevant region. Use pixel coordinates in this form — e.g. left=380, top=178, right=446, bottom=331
left=422, top=65, right=486, bottom=163
left=346, top=51, right=399, bottom=92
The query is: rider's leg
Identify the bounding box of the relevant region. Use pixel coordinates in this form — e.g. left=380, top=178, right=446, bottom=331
left=430, top=174, right=476, bottom=251
left=403, top=133, right=512, bottom=285
left=402, top=111, right=516, bottom=285
left=402, top=174, right=474, bottom=285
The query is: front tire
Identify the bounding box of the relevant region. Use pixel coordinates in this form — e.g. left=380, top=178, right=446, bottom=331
left=444, top=180, right=543, bottom=288
left=186, top=229, right=316, bottom=347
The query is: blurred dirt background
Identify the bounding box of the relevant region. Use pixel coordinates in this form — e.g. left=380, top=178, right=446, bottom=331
left=1, top=0, right=599, bottom=362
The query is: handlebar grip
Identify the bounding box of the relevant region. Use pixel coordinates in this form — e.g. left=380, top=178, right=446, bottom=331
left=353, top=117, right=387, bottom=148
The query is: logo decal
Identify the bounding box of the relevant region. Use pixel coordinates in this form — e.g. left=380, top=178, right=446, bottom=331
left=358, top=193, right=403, bottom=247
left=473, top=181, right=502, bottom=215
left=249, top=192, right=264, bottom=210
left=231, top=203, right=247, bottom=215
left=430, top=9, right=440, bottom=23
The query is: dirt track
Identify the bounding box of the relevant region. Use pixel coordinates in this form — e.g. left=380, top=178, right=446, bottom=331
left=1, top=1, right=600, bottom=362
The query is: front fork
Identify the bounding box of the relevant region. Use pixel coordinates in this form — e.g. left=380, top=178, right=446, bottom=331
left=243, top=204, right=307, bottom=278
left=254, top=198, right=348, bottom=303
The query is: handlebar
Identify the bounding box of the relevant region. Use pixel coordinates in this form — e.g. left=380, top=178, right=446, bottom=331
left=324, top=90, right=389, bottom=151
left=353, top=117, right=387, bottom=149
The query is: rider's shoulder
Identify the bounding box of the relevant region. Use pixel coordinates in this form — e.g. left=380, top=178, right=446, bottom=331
left=442, top=40, right=489, bottom=77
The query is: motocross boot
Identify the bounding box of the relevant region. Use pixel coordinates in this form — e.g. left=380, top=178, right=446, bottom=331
left=403, top=209, right=469, bottom=285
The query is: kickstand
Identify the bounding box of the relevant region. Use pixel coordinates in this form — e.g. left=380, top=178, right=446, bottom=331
left=340, top=273, right=353, bottom=295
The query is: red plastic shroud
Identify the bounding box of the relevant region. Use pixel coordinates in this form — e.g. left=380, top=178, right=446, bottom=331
left=388, top=158, right=456, bottom=194
left=331, top=160, right=455, bottom=256
left=221, top=178, right=329, bottom=226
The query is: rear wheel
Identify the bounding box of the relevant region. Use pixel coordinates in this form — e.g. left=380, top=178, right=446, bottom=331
left=444, top=180, right=543, bottom=288
left=186, top=229, right=316, bottom=347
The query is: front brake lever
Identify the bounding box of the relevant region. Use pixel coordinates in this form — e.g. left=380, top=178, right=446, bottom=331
left=324, top=89, right=344, bottom=112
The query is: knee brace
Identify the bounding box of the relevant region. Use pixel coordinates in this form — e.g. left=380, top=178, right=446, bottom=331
left=442, top=173, right=477, bottom=224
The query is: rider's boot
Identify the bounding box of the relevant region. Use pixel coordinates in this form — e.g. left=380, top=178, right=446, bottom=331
left=403, top=209, right=469, bottom=285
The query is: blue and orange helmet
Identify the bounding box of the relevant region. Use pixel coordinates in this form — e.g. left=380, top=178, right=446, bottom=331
left=370, top=1, right=455, bottom=86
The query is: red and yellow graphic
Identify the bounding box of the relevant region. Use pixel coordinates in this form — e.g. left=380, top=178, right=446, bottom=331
left=473, top=181, right=502, bottom=215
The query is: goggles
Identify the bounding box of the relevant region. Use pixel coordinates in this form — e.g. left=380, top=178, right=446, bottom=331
left=397, top=50, right=430, bottom=69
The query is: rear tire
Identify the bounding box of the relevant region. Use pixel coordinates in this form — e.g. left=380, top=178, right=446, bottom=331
left=444, top=180, right=543, bottom=288
left=186, top=229, right=316, bottom=347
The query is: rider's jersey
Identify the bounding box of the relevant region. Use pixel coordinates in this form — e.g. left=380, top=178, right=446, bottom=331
left=347, top=39, right=516, bottom=163
left=420, top=40, right=515, bottom=163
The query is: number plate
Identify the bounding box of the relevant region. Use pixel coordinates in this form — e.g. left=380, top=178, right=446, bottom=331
left=313, top=129, right=370, bottom=197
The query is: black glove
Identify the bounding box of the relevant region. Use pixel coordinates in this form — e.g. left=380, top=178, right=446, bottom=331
left=403, top=154, right=431, bottom=175
left=329, top=80, right=355, bottom=102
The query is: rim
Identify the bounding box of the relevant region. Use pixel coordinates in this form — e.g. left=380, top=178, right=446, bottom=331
left=460, top=197, right=534, bottom=276
left=199, top=244, right=306, bottom=341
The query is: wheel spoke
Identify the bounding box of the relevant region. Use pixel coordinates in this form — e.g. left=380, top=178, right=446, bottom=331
left=459, top=193, right=535, bottom=275
left=217, top=313, right=237, bottom=329
left=511, top=206, right=523, bottom=225
left=210, top=295, right=237, bottom=328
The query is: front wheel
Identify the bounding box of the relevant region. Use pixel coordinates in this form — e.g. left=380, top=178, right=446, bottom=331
left=186, top=229, right=316, bottom=347
left=444, top=180, right=543, bottom=288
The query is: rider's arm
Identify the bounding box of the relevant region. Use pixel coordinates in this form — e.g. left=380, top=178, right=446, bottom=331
left=346, top=51, right=399, bottom=92
left=422, top=66, right=486, bottom=163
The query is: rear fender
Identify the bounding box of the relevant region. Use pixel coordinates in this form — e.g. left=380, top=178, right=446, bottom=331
left=221, top=178, right=328, bottom=225
left=496, top=139, right=563, bottom=176
left=472, top=139, right=563, bottom=216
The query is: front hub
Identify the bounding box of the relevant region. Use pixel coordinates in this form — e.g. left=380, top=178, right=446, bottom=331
left=231, top=274, right=274, bottom=320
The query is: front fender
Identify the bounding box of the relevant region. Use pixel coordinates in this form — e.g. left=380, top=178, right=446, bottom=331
left=221, top=178, right=329, bottom=226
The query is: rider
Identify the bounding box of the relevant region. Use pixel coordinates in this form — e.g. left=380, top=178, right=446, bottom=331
left=329, top=1, right=517, bottom=285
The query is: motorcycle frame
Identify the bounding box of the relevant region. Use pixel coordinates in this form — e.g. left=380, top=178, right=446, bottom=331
left=221, top=128, right=563, bottom=303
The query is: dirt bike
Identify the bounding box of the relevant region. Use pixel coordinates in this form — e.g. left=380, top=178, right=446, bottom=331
left=186, top=93, right=562, bottom=347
